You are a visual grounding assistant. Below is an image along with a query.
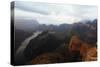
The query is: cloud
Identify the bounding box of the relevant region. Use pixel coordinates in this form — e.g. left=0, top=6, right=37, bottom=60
left=15, top=1, right=50, bottom=15
left=14, top=1, right=97, bottom=25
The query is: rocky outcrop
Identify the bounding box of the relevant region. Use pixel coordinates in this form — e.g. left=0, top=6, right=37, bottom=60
left=29, top=53, right=64, bottom=64
left=69, top=35, right=97, bottom=61
left=69, top=35, right=81, bottom=52
left=84, top=47, right=97, bottom=61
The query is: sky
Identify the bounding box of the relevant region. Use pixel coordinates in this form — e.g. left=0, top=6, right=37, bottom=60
left=14, top=1, right=97, bottom=25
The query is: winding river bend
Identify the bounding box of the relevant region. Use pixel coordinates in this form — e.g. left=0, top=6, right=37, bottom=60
left=15, top=31, right=42, bottom=64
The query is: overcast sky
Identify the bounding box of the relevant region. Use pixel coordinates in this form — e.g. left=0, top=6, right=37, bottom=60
left=14, top=1, right=97, bottom=25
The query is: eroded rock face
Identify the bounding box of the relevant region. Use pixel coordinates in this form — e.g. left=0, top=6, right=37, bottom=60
left=69, top=35, right=81, bottom=52
left=66, top=35, right=81, bottom=61
left=69, top=35, right=97, bottom=61
left=84, top=47, right=97, bottom=61
left=79, top=43, right=97, bottom=61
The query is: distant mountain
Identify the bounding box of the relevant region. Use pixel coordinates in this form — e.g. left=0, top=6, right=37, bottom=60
left=71, top=19, right=97, bottom=44
left=59, top=24, right=72, bottom=29
left=36, top=23, right=72, bottom=33
left=92, top=19, right=97, bottom=23
left=79, top=19, right=97, bottom=24
left=15, top=19, right=39, bottom=32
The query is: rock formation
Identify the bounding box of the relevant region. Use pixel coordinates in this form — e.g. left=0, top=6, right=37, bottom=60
left=69, top=35, right=97, bottom=61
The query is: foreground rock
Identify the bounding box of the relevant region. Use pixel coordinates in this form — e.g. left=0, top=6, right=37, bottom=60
left=29, top=53, right=64, bottom=64
left=69, top=35, right=97, bottom=61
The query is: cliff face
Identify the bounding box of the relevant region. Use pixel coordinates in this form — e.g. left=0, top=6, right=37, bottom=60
left=69, top=35, right=97, bottom=61
left=69, top=36, right=81, bottom=52
left=84, top=47, right=97, bottom=61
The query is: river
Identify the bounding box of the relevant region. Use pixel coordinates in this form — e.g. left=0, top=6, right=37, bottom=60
left=15, top=31, right=42, bottom=65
